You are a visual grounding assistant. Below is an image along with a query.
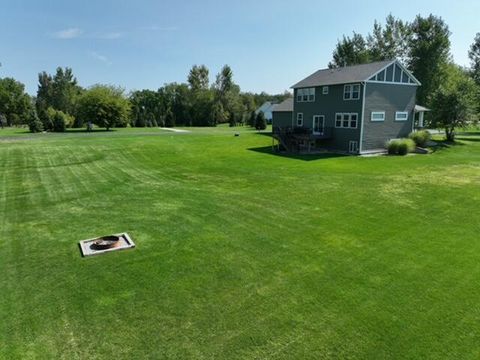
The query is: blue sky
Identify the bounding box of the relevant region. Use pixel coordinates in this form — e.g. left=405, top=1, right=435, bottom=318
left=1, top=0, right=479, bottom=95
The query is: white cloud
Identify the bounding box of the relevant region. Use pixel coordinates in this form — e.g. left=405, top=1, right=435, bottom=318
left=52, top=28, right=83, bottom=39
left=89, top=51, right=112, bottom=65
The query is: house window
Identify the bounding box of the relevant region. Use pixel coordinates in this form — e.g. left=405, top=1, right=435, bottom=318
left=350, top=113, right=358, bottom=128
left=349, top=141, right=359, bottom=153
left=335, top=113, right=358, bottom=129
left=296, top=88, right=315, bottom=102
left=371, top=111, right=385, bottom=122
left=296, top=113, right=303, bottom=126
left=322, top=86, right=329, bottom=95
left=313, top=115, right=325, bottom=134
left=395, top=111, right=409, bottom=121
left=344, top=84, right=360, bottom=100
left=335, top=113, right=342, bottom=128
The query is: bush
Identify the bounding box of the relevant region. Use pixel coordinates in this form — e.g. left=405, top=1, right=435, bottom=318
left=387, top=139, right=400, bottom=154
left=409, top=130, right=431, bottom=147
left=27, top=110, right=43, bottom=133
left=387, top=138, right=415, bottom=156
left=47, top=108, right=74, bottom=132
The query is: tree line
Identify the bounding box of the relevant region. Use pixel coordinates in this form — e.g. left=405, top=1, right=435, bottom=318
left=0, top=64, right=289, bottom=132
left=329, top=14, right=480, bottom=140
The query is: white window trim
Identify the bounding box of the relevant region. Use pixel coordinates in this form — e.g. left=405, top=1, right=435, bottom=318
left=322, top=86, right=329, bottom=95
left=371, top=111, right=385, bottom=122
left=296, top=113, right=303, bottom=126
left=334, top=113, right=358, bottom=129
left=395, top=111, right=409, bottom=121
left=343, top=84, right=360, bottom=100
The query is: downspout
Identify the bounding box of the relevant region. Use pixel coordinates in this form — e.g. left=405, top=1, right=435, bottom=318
left=291, top=89, right=295, bottom=128
left=359, top=81, right=367, bottom=154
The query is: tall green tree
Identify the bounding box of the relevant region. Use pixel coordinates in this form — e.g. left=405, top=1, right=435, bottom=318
left=188, top=65, right=209, bottom=91
left=407, top=14, right=451, bottom=106
left=329, top=33, right=370, bottom=68
left=36, top=71, right=53, bottom=127
left=214, top=65, right=234, bottom=94
left=213, top=65, right=241, bottom=124
left=51, top=67, right=82, bottom=114
left=77, top=85, right=130, bottom=130
left=129, top=90, right=161, bottom=127
left=430, top=63, right=477, bottom=141
left=36, top=67, right=82, bottom=128
left=0, top=77, right=33, bottom=126
left=367, top=15, right=410, bottom=63
left=468, top=33, right=480, bottom=85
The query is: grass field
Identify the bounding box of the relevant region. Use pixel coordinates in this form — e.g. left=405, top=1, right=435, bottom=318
left=1, top=126, right=479, bottom=359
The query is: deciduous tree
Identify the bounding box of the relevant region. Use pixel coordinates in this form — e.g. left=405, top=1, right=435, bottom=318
left=408, top=14, right=451, bottom=106
left=77, top=85, right=130, bottom=130
left=468, top=33, right=480, bottom=85
left=431, top=63, right=477, bottom=141
left=0, top=77, right=32, bottom=126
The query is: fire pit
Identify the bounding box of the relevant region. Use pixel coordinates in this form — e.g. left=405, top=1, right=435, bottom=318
left=79, top=233, right=135, bottom=257
left=91, top=235, right=121, bottom=250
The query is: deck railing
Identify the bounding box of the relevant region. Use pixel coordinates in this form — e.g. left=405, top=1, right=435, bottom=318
left=273, top=126, right=333, bottom=152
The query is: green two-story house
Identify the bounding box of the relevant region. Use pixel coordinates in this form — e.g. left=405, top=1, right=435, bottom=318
left=272, top=60, right=426, bottom=154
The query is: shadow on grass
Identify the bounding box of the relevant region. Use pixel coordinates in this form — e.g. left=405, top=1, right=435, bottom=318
left=63, top=128, right=118, bottom=133
left=429, top=139, right=465, bottom=153
left=254, top=131, right=274, bottom=138
left=456, top=137, right=480, bottom=142
left=458, top=132, right=480, bottom=136
left=248, top=146, right=349, bottom=161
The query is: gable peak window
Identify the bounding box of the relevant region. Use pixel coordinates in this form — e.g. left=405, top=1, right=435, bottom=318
left=344, top=84, right=360, bottom=100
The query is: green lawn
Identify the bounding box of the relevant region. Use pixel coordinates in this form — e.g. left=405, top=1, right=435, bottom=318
left=1, top=126, right=479, bottom=359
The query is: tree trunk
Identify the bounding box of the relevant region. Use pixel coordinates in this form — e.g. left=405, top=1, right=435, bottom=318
left=445, top=126, right=455, bottom=141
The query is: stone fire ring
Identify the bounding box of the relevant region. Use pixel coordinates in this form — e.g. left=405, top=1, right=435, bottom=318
left=79, top=233, right=135, bottom=257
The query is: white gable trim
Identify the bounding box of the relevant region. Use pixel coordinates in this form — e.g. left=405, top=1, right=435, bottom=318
left=364, top=60, right=421, bottom=86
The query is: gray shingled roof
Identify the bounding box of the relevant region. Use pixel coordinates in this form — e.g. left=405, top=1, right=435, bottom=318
left=272, top=98, right=293, bottom=112
left=291, top=60, right=394, bottom=88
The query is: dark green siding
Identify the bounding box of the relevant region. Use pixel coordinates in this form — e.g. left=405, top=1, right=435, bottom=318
left=362, top=82, right=417, bottom=151
left=294, top=84, right=363, bottom=152
left=272, top=111, right=292, bottom=128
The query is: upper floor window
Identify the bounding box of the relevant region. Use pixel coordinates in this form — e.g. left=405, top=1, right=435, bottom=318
left=296, top=113, right=303, bottom=126
left=322, top=86, right=329, bottom=95
left=297, top=88, right=315, bottom=102
left=344, top=84, right=360, bottom=100
left=335, top=113, right=358, bottom=129
left=395, top=111, right=409, bottom=121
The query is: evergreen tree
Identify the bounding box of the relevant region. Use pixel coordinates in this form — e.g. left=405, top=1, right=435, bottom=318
left=255, top=111, right=267, bottom=130
left=248, top=111, right=256, bottom=127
